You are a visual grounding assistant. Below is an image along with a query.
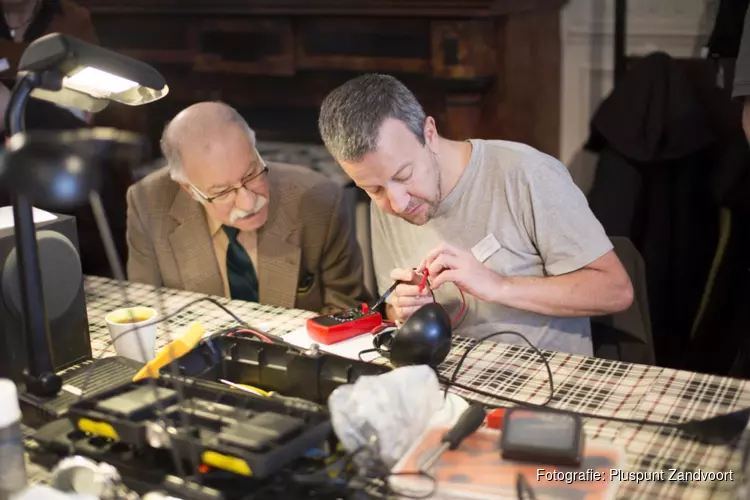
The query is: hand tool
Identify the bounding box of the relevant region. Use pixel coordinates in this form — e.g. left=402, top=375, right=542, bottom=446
left=421, top=403, right=486, bottom=471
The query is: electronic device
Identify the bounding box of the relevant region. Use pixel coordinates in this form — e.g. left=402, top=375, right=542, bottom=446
left=377, top=303, right=453, bottom=368
left=499, top=408, right=585, bottom=466
left=29, top=351, right=383, bottom=499
left=162, top=333, right=391, bottom=404
left=32, top=376, right=334, bottom=496
left=0, top=214, right=92, bottom=384
left=306, top=304, right=383, bottom=345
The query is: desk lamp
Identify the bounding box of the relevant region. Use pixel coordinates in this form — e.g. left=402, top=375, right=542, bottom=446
left=2, top=33, right=168, bottom=399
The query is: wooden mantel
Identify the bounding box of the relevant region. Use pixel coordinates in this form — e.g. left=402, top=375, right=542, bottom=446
left=79, top=0, right=566, bottom=158
left=77, top=0, right=561, bottom=16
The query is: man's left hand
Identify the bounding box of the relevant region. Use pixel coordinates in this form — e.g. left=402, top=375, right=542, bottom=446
left=417, top=242, right=504, bottom=302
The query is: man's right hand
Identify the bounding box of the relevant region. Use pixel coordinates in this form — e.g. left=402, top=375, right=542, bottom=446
left=386, top=268, right=434, bottom=323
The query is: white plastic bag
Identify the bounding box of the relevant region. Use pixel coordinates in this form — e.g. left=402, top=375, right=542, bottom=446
left=327, top=365, right=443, bottom=469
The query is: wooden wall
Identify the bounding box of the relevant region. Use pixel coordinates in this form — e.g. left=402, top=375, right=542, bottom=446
left=80, top=0, right=566, bottom=157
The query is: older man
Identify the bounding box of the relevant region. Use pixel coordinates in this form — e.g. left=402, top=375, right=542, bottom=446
left=318, top=74, right=633, bottom=355
left=126, top=101, right=370, bottom=312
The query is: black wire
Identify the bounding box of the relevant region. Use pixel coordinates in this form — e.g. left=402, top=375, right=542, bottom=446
left=89, top=191, right=192, bottom=478
left=516, top=473, right=538, bottom=500
left=439, top=330, right=709, bottom=431
left=77, top=295, right=252, bottom=402
left=444, top=331, right=555, bottom=406
left=443, top=377, right=693, bottom=430
left=339, top=445, right=438, bottom=500
left=379, top=470, right=437, bottom=499
left=358, top=348, right=380, bottom=363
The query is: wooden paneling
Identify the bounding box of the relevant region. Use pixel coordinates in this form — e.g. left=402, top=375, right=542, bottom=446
left=77, top=0, right=562, bottom=17
left=77, top=0, right=564, bottom=157
left=296, top=19, right=431, bottom=73
left=192, top=19, right=295, bottom=76
left=430, top=20, right=496, bottom=79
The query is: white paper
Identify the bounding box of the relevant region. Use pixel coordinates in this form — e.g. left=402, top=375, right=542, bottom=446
left=0, top=206, right=57, bottom=230
left=471, top=233, right=502, bottom=263
left=283, top=326, right=381, bottom=362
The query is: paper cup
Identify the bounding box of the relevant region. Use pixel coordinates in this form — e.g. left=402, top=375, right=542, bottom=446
left=104, top=307, right=158, bottom=363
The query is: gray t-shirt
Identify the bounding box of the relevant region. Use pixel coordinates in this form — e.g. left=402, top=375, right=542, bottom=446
left=370, top=139, right=613, bottom=356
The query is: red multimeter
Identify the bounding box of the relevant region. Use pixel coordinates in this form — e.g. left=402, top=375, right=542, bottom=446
left=306, top=303, right=383, bottom=345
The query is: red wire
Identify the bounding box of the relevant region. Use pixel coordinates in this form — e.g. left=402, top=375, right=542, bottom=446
left=419, top=268, right=466, bottom=325
left=418, top=269, right=430, bottom=292
left=232, top=328, right=273, bottom=343
left=451, top=287, right=466, bottom=325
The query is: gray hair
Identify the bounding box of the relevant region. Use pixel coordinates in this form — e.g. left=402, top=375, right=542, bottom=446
left=318, top=74, right=426, bottom=163
left=162, top=102, right=256, bottom=183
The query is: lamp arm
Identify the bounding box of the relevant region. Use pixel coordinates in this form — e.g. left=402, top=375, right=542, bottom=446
left=5, top=71, right=62, bottom=398
left=5, top=72, right=40, bottom=135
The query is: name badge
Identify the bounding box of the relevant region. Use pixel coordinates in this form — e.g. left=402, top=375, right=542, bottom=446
left=471, top=234, right=502, bottom=263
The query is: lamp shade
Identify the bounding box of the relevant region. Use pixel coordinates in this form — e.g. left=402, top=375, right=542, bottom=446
left=390, top=303, right=453, bottom=368
left=19, top=33, right=168, bottom=108
left=1, top=128, right=147, bottom=209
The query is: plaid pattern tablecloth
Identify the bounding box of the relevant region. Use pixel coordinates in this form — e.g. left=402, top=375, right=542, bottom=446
left=27, top=276, right=750, bottom=499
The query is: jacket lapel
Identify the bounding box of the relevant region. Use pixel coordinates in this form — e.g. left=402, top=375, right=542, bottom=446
left=168, top=188, right=224, bottom=297
left=257, top=167, right=301, bottom=309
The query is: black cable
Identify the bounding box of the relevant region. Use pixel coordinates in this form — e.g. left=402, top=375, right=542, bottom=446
left=77, top=295, right=252, bottom=401
left=516, top=473, right=538, bottom=500
left=443, top=374, right=715, bottom=431
left=88, top=157, right=297, bottom=481
left=337, top=445, right=438, bottom=500
left=439, top=329, right=728, bottom=432
left=376, top=471, right=437, bottom=499
left=358, top=348, right=380, bottom=363
left=444, top=331, right=554, bottom=407
left=89, top=191, right=193, bottom=478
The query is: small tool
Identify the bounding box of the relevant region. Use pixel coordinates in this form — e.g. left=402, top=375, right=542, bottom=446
left=421, top=403, right=486, bottom=471
left=370, top=280, right=401, bottom=312
left=132, top=322, right=206, bottom=381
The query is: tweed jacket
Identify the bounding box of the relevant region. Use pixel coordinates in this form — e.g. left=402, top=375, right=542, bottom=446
left=125, top=162, right=370, bottom=313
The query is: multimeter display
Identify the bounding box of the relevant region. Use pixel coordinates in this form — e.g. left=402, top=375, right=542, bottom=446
left=306, top=306, right=383, bottom=345
left=312, top=309, right=365, bottom=327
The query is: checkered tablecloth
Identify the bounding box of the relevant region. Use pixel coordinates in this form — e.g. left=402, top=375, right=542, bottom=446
left=27, top=276, right=750, bottom=499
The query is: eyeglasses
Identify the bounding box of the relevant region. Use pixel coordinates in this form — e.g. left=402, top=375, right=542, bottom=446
left=190, top=158, right=268, bottom=205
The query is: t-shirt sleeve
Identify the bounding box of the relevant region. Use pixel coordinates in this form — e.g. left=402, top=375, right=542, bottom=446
left=370, top=202, right=395, bottom=296
left=734, top=6, right=750, bottom=99
left=518, top=157, right=613, bottom=276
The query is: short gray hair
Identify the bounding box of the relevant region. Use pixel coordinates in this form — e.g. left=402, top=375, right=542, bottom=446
left=318, top=74, right=426, bottom=162
left=161, top=102, right=256, bottom=183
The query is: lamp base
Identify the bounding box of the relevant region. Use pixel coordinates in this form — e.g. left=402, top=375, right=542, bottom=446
left=19, top=356, right=142, bottom=429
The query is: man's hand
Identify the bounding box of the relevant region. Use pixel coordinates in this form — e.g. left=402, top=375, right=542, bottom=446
left=418, top=242, right=503, bottom=302
left=386, top=268, right=433, bottom=323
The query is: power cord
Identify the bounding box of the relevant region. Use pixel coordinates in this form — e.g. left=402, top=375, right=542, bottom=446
left=90, top=191, right=198, bottom=478
left=440, top=328, right=747, bottom=443
left=443, top=331, right=554, bottom=405
left=77, top=295, right=254, bottom=401
left=339, top=445, right=437, bottom=500
left=89, top=191, right=297, bottom=480
left=516, top=473, right=538, bottom=500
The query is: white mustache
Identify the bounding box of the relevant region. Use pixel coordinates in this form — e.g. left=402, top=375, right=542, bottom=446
left=229, top=196, right=268, bottom=223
